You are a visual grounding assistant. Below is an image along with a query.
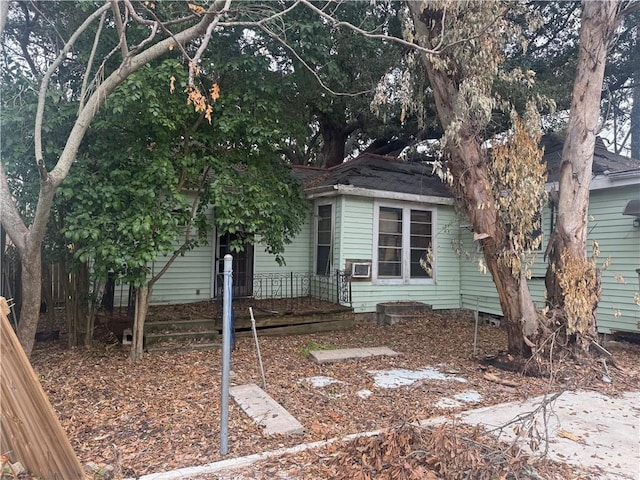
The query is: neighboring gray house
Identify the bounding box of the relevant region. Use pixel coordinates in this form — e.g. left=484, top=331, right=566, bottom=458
left=142, top=138, right=640, bottom=335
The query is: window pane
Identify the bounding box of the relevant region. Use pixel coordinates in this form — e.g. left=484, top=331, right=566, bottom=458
left=316, top=246, right=331, bottom=275
left=411, top=210, right=431, bottom=223
left=316, top=204, right=332, bottom=275
left=410, top=234, right=431, bottom=248
left=318, top=217, right=332, bottom=231
left=410, top=209, right=432, bottom=278
left=318, top=231, right=332, bottom=245
left=378, top=207, right=403, bottom=278
left=318, top=205, right=332, bottom=217
left=410, top=249, right=430, bottom=277
left=378, top=247, right=401, bottom=262
left=379, top=233, right=402, bottom=247
left=379, top=262, right=401, bottom=277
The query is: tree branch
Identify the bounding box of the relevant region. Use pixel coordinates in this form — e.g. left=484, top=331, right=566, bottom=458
left=79, top=10, right=107, bottom=113
left=0, top=165, right=28, bottom=251
left=110, top=0, right=129, bottom=58
left=189, top=0, right=232, bottom=86
left=34, top=2, right=111, bottom=181
left=258, top=22, right=371, bottom=98
left=0, top=0, right=8, bottom=37
left=298, top=0, right=443, bottom=55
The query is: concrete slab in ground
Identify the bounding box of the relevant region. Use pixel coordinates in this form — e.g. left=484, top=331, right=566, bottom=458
left=309, top=346, right=400, bottom=364
left=423, top=390, right=640, bottom=480
left=129, top=389, right=639, bottom=480
left=230, top=383, right=304, bottom=436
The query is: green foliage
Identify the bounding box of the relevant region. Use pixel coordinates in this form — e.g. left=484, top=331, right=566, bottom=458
left=56, top=55, right=308, bottom=285
left=299, top=341, right=335, bottom=358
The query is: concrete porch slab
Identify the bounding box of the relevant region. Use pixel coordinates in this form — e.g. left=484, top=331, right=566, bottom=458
left=230, top=384, right=304, bottom=436
left=309, top=346, right=400, bottom=364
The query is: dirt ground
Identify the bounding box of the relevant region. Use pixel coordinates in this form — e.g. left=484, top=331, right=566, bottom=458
left=29, top=304, right=640, bottom=479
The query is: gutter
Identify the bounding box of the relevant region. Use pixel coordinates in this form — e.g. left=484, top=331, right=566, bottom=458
left=545, top=169, right=640, bottom=192
left=305, top=184, right=455, bottom=206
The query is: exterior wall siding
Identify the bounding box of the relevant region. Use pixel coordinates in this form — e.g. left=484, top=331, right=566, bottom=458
left=113, top=178, right=638, bottom=337
left=459, top=183, right=640, bottom=333
left=149, top=238, right=215, bottom=304
left=336, top=196, right=462, bottom=314
left=253, top=212, right=313, bottom=275
left=588, top=185, right=640, bottom=333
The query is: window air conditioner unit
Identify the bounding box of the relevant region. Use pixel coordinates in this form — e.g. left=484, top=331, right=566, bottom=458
left=351, top=262, right=371, bottom=278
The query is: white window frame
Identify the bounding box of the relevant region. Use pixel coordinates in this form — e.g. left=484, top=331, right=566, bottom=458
left=314, top=201, right=334, bottom=276
left=372, top=201, right=436, bottom=285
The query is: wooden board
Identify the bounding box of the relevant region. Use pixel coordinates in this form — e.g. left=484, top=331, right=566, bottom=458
left=0, top=297, right=84, bottom=479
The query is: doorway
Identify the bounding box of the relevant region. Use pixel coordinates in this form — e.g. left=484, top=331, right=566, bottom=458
left=216, top=232, right=254, bottom=298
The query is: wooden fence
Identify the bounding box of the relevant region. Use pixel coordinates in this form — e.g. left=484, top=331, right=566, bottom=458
left=0, top=297, right=85, bottom=479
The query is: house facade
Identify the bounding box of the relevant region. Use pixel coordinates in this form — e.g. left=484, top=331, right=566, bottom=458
left=141, top=140, right=640, bottom=336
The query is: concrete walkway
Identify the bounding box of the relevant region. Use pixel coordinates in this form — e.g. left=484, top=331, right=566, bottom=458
left=128, top=389, right=640, bottom=480
left=229, top=383, right=304, bottom=436
left=308, top=346, right=400, bottom=364
left=444, top=390, right=639, bottom=479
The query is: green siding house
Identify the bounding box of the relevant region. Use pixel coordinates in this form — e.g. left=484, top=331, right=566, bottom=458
left=145, top=138, right=640, bottom=336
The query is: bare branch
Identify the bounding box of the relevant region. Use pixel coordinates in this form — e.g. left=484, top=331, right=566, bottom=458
left=131, top=0, right=198, bottom=28
left=34, top=2, right=111, bottom=180
left=258, top=22, right=371, bottom=98
left=79, top=10, right=107, bottom=113
left=298, top=0, right=441, bottom=55
left=619, top=0, right=640, bottom=18
left=123, top=0, right=191, bottom=65
left=110, top=0, right=129, bottom=58
left=130, top=20, right=158, bottom=55
left=219, top=0, right=302, bottom=28
left=189, top=0, right=232, bottom=84
left=0, top=0, right=9, bottom=37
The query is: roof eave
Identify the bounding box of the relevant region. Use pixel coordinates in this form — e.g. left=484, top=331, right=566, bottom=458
left=306, top=184, right=454, bottom=205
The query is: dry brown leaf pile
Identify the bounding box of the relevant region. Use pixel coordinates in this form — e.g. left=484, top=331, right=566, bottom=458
left=27, top=305, right=639, bottom=479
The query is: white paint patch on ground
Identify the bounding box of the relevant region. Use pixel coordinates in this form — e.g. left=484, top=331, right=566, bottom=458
left=454, top=390, right=482, bottom=403
left=436, top=398, right=464, bottom=408
left=301, top=376, right=344, bottom=388
left=436, top=390, right=483, bottom=409
left=357, top=389, right=373, bottom=399
left=367, top=367, right=467, bottom=389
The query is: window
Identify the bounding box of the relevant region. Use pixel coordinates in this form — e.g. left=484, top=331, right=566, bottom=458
left=315, top=204, right=333, bottom=275
left=375, top=204, right=434, bottom=283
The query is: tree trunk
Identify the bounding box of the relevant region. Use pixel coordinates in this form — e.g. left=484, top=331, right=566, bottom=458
left=451, top=141, right=539, bottom=356
left=318, top=114, right=348, bottom=168
left=545, top=0, right=620, bottom=353
left=130, top=284, right=151, bottom=361
left=41, top=261, right=57, bottom=332
left=408, top=3, right=540, bottom=356
left=16, top=247, right=42, bottom=357
left=631, top=22, right=640, bottom=159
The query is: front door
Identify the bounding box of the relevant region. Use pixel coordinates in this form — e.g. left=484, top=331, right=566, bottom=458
left=216, top=232, right=254, bottom=298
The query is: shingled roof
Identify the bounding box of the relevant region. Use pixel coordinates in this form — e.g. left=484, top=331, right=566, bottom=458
left=293, top=154, right=452, bottom=198
left=292, top=136, right=638, bottom=199
left=542, top=134, right=640, bottom=182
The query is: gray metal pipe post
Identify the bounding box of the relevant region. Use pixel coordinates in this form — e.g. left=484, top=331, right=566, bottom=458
left=220, top=254, right=233, bottom=455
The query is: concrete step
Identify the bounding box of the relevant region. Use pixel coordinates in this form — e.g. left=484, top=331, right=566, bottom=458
left=380, top=313, right=428, bottom=326
left=376, top=302, right=432, bottom=325
left=230, top=383, right=304, bottom=435
left=308, top=346, right=400, bottom=364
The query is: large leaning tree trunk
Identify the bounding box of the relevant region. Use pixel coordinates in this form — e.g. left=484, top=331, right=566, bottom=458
left=0, top=1, right=232, bottom=357
left=408, top=1, right=543, bottom=357
left=545, top=0, right=621, bottom=356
